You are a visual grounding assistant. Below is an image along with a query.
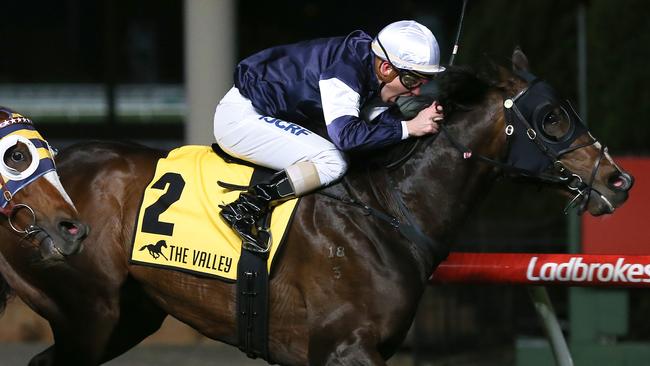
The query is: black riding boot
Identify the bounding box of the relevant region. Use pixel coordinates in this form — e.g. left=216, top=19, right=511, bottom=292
left=220, top=171, right=295, bottom=251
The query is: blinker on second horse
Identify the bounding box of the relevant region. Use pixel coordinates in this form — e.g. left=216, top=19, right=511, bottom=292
left=0, top=107, right=88, bottom=260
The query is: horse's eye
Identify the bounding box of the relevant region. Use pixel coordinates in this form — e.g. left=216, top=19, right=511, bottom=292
left=3, top=143, right=32, bottom=172
left=11, top=150, right=25, bottom=162
left=544, top=112, right=560, bottom=125
left=540, top=108, right=571, bottom=141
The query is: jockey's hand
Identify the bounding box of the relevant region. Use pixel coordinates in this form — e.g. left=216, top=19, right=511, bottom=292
left=405, top=101, right=444, bottom=137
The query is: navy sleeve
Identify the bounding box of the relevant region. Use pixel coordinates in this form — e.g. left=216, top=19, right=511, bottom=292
left=326, top=110, right=404, bottom=152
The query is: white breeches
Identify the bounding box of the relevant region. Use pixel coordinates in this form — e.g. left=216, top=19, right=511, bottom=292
left=213, top=87, right=348, bottom=193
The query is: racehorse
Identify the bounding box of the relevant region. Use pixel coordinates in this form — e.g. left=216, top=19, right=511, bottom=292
left=0, top=49, right=634, bottom=365
left=0, top=107, right=90, bottom=361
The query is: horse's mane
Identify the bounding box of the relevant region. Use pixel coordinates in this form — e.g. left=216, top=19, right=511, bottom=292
left=436, top=64, right=496, bottom=116
left=353, top=64, right=497, bottom=168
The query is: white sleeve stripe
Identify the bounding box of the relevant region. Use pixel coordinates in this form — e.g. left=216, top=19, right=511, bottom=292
left=319, top=78, right=361, bottom=126
left=362, top=106, right=389, bottom=122
left=400, top=121, right=409, bottom=140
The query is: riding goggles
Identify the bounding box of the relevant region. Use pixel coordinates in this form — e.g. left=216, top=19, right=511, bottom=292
left=375, top=38, right=429, bottom=90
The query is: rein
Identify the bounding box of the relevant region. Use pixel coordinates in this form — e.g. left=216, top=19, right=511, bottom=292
left=318, top=179, right=447, bottom=268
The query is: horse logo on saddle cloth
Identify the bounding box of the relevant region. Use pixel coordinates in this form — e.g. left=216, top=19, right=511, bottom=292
left=130, top=145, right=299, bottom=281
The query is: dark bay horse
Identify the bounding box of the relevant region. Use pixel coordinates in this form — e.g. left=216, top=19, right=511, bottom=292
left=0, top=50, right=634, bottom=365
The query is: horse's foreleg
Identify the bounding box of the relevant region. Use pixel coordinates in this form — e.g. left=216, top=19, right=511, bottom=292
left=51, top=314, right=120, bottom=366
left=99, top=278, right=167, bottom=363
left=26, top=292, right=124, bottom=365
left=27, top=324, right=113, bottom=366
left=308, top=328, right=387, bottom=366
left=100, top=311, right=166, bottom=363
left=28, top=288, right=160, bottom=366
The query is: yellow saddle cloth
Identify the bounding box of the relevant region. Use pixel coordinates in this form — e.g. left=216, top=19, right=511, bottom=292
left=130, top=145, right=299, bottom=281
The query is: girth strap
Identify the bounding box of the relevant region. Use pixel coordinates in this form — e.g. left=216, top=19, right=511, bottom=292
left=235, top=168, right=272, bottom=361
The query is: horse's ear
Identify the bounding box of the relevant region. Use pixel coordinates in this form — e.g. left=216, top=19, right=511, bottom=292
left=512, top=47, right=529, bottom=73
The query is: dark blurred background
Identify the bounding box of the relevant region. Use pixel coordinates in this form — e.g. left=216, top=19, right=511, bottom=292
left=0, top=0, right=649, bottom=365
left=1, top=0, right=648, bottom=152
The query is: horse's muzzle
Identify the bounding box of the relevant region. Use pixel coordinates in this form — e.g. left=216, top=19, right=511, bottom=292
left=585, top=170, right=634, bottom=216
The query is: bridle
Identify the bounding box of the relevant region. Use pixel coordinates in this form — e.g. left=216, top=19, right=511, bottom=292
left=439, top=0, right=630, bottom=214
left=0, top=110, right=58, bottom=235
left=2, top=203, right=39, bottom=236
left=502, top=76, right=601, bottom=213
left=0, top=171, right=39, bottom=235
left=440, top=72, right=630, bottom=214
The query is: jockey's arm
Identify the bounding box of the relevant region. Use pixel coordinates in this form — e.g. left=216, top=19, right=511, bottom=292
left=319, top=77, right=407, bottom=152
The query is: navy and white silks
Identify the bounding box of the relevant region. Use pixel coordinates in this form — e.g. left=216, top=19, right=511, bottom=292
left=213, top=30, right=409, bottom=186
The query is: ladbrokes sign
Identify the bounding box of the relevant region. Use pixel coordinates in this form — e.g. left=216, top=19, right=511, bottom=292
left=431, top=253, right=650, bottom=288
left=526, top=256, right=650, bottom=284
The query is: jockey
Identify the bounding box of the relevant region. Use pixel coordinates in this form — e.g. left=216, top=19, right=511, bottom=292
left=214, top=20, right=446, bottom=249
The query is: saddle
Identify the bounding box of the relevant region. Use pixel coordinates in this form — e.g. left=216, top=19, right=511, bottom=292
left=129, top=144, right=300, bottom=361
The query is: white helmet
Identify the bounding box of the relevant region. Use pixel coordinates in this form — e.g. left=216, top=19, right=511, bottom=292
left=371, top=20, right=445, bottom=75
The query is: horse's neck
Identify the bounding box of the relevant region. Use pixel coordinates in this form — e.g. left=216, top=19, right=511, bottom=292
left=341, top=100, right=505, bottom=272
left=410, top=106, right=506, bottom=228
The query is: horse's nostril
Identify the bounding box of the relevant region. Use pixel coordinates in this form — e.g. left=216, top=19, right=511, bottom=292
left=608, top=172, right=634, bottom=192
left=68, top=225, right=79, bottom=236
left=59, top=220, right=88, bottom=240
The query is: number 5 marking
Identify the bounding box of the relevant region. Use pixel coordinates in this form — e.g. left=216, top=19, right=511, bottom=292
left=142, top=172, right=186, bottom=236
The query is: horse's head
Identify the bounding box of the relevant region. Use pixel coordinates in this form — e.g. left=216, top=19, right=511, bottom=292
left=0, top=107, right=88, bottom=260
left=498, top=49, right=633, bottom=215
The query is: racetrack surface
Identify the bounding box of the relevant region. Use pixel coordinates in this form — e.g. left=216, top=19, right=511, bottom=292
left=0, top=343, right=267, bottom=366
left=0, top=344, right=427, bottom=366
left=0, top=343, right=511, bottom=365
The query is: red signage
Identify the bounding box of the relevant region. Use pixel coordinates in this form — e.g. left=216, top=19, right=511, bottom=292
left=582, top=157, right=650, bottom=254
left=431, top=253, right=650, bottom=288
